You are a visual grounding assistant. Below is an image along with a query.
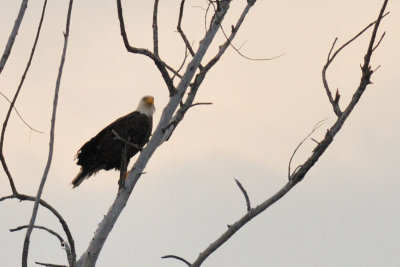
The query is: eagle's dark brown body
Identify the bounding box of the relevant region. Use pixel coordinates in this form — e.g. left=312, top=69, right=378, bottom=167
left=72, top=111, right=152, bottom=188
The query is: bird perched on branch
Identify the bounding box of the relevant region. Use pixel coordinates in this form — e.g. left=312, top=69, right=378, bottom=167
left=72, top=95, right=155, bottom=188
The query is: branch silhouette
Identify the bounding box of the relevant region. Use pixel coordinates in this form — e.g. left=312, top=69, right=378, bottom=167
left=22, top=0, right=75, bottom=266
left=165, top=1, right=389, bottom=266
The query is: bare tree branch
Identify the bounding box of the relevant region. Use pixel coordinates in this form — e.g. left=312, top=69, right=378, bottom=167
left=161, top=255, right=191, bottom=266
left=189, top=1, right=389, bottom=266
left=209, top=0, right=284, bottom=61
left=1, top=0, right=48, bottom=197
left=203, top=1, right=252, bottom=72
left=0, top=3, right=76, bottom=262
left=0, top=0, right=28, bottom=74
left=0, top=0, right=387, bottom=266
left=0, top=194, right=76, bottom=265
left=112, top=129, right=143, bottom=151
left=76, top=2, right=232, bottom=266
left=22, top=0, right=75, bottom=266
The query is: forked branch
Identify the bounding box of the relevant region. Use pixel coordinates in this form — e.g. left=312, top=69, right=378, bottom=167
left=162, top=0, right=256, bottom=142
left=77, top=2, right=233, bottom=266
left=11, top=225, right=72, bottom=266
left=186, top=1, right=389, bottom=266
left=0, top=194, right=76, bottom=265
left=322, top=11, right=389, bottom=117
left=116, top=0, right=176, bottom=95
left=177, top=0, right=196, bottom=58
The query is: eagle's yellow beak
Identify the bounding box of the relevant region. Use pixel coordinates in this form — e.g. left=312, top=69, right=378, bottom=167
left=144, top=96, right=154, bottom=105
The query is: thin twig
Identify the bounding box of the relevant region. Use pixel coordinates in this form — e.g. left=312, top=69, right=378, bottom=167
left=311, top=138, right=319, bottom=144
left=209, top=0, right=280, bottom=62
left=189, top=102, right=212, bottom=108
left=322, top=38, right=342, bottom=117
left=161, top=255, right=191, bottom=266
left=205, top=2, right=213, bottom=32
left=0, top=91, right=44, bottom=134
left=327, top=12, right=389, bottom=65
left=234, top=178, right=251, bottom=212
left=172, top=44, right=189, bottom=81
left=0, top=0, right=28, bottom=74
left=372, top=31, right=386, bottom=53
left=219, top=23, right=285, bottom=61
left=327, top=38, right=337, bottom=62
left=373, top=65, right=381, bottom=73
left=162, top=102, right=212, bottom=141
left=112, top=129, right=143, bottom=151
left=22, top=0, right=74, bottom=266
left=288, top=118, right=327, bottom=179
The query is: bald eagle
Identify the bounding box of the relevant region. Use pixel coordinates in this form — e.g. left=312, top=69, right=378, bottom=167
left=72, top=95, right=155, bottom=188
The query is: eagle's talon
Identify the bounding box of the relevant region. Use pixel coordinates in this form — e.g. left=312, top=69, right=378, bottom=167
left=118, top=178, right=126, bottom=190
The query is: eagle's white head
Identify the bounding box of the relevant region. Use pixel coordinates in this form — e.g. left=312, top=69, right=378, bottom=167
left=136, top=95, right=155, bottom=117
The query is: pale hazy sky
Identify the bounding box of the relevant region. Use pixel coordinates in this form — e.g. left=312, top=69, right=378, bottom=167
left=1, top=1, right=399, bottom=266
